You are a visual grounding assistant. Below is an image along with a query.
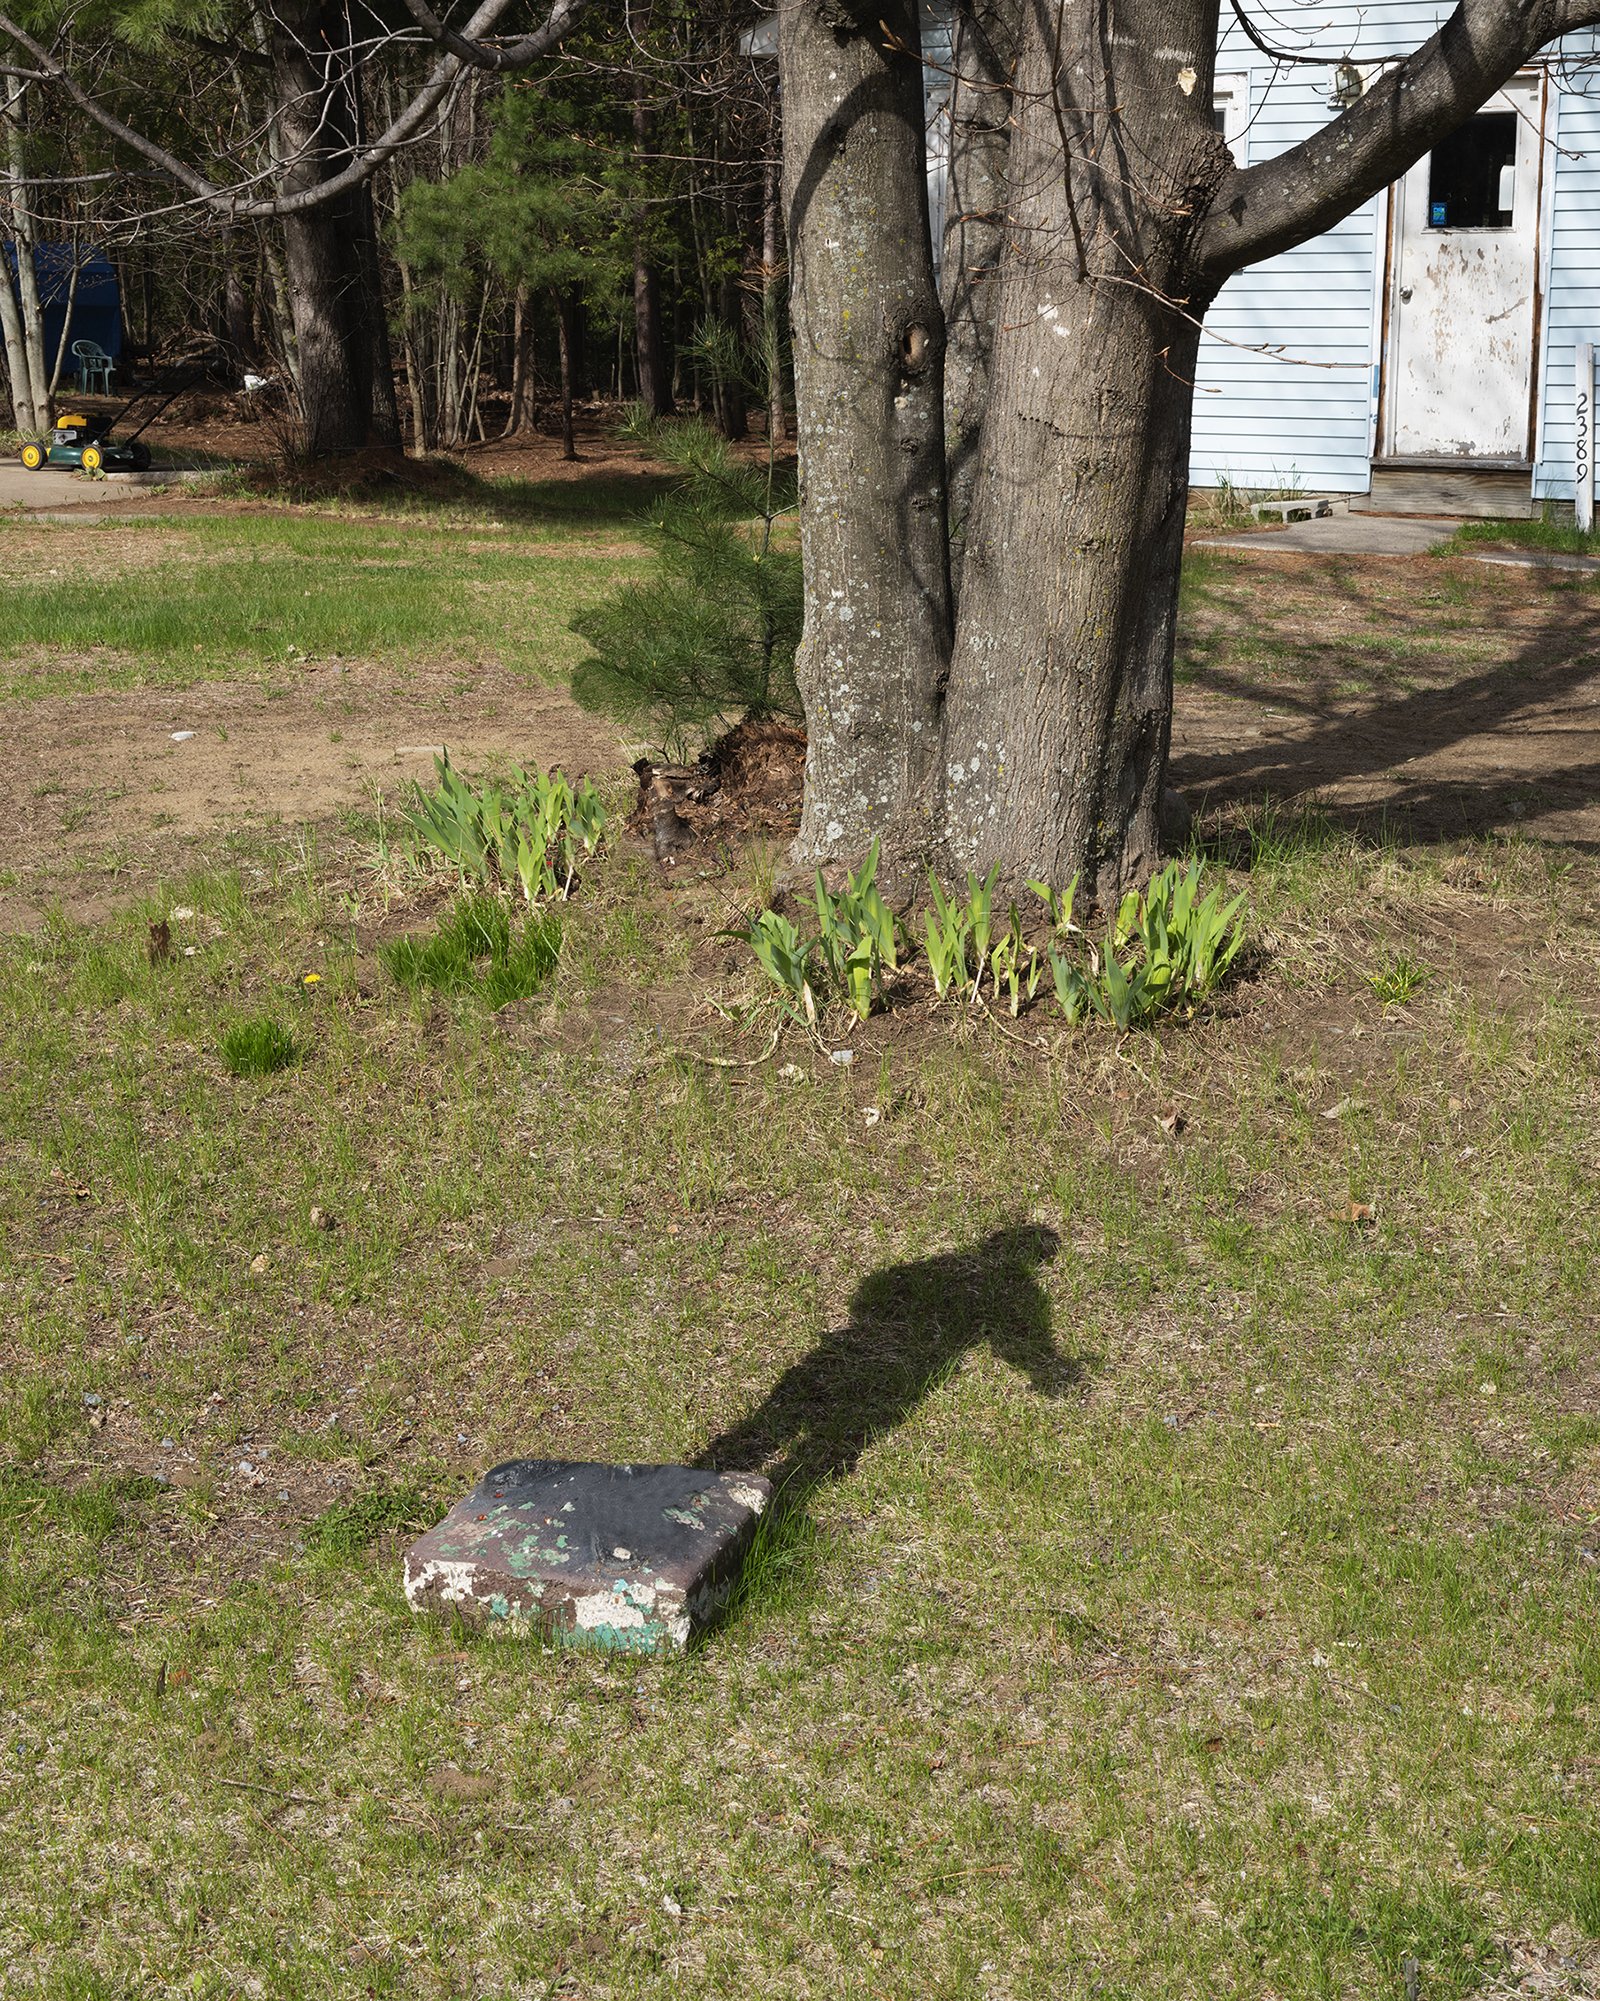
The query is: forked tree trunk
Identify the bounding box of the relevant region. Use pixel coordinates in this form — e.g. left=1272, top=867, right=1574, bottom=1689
left=784, top=0, right=1224, bottom=896
left=778, top=0, right=952, bottom=862
left=785, top=0, right=1590, bottom=897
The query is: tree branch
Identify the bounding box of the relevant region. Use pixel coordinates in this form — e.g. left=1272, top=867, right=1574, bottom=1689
left=0, top=0, right=589, bottom=219
left=1200, top=0, right=1600, bottom=277
left=400, top=0, right=581, bottom=70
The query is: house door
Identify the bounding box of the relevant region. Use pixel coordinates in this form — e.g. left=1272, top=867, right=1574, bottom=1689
left=1388, top=76, right=1543, bottom=460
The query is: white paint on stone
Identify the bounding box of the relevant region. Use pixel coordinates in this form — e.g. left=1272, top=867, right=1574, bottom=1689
left=574, top=1590, right=647, bottom=1631
left=405, top=1558, right=478, bottom=1608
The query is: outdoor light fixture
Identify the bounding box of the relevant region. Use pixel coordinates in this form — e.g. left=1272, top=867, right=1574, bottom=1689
left=1329, top=59, right=1366, bottom=107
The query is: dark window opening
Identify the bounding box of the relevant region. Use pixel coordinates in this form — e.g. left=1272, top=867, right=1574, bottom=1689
left=1427, top=111, right=1517, bottom=229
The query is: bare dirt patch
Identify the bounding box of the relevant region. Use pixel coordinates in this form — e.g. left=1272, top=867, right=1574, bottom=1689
left=1175, top=550, right=1600, bottom=849
left=1, top=656, right=630, bottom=924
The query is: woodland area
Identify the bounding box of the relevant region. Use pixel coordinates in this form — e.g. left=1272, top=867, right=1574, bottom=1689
left=0, top=2, right=784, bottom=456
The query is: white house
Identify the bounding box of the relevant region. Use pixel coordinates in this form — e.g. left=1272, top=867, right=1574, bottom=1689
left=755, top=4, right=1599, bottom=514
left=1186, top=4, right=1600, bottom=514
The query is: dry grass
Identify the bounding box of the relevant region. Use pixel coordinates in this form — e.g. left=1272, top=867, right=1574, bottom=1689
left=1, top=802, right=1599, bottom=2000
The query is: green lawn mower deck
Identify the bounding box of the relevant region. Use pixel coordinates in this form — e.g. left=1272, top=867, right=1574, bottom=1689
left=18, top=415, right=152, bottom=474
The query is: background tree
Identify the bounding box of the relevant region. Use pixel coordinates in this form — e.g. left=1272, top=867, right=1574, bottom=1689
left=394, top=81, right=630, bottom=458
left=0, top=0, right=785, bottom=451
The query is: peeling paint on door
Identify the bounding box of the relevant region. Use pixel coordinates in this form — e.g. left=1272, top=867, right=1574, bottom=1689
left=1390, top=77, right=1541, bottom=459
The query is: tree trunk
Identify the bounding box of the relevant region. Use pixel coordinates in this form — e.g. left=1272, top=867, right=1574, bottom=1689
left=761, top=146, right=785, bottom=442
left=222, top=250, right=258, bottom=367
left=269, top=3, right=401, bottom=455
left=940, top=0, right=1017, bottom=594
left=505, top=283, right=538, bottom=436
left=937, top=0, right=1224, bottom=901
left=713, top=259, right=748, bottom=441
left=556, top=288, right=577, bottom=460
left=779, top=0, right=952, bottom=865
left=1, top=81, right=51, bottom=434
left=632, top=92, right=673, bottom=417
left=633, top=254, right=672, bottom=417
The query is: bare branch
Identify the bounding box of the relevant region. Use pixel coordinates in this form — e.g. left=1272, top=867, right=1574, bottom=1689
left=401, top=0, right=581, bottom=70
left=0, top=0, right=591, bottom=219
left=1202, top=0, right=1600, bottom=277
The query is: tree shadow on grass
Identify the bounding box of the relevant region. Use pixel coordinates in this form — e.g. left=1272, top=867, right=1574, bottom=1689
left=703, top=1225, right=1081, bottom=1599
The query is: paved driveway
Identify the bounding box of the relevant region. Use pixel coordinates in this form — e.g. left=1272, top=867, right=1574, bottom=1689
left=0, top=460, right=152, bottom=511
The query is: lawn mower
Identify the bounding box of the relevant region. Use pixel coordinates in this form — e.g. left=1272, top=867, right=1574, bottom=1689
left=17, top=360, right=214, bottom=474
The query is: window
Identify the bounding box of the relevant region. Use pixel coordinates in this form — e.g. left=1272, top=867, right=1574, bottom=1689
left=1427, top=112, right=1517, bottom=228
left=1213, top=75, right=1247, bottom=152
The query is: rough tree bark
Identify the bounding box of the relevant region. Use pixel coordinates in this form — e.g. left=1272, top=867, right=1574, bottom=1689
left=0, top=78, right=50, bottom=435
left=271, top=2, right=402, bottom=455
left=940, top=0, right=1018, bottom=591
left=785, top=0, right=1600, bottom=897
left=778, top=0, right=952, bottom=862
left=938, top=0, right=1224, bottom=902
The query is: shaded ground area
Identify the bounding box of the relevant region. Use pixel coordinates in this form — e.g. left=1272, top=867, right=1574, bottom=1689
left=1174, top=548, right=1600, bottom=850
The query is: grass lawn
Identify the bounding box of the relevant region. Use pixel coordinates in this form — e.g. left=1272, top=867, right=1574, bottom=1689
left=1, top=499, right=1599, bottom=1999
left=0, top=494, right=649, bottom=702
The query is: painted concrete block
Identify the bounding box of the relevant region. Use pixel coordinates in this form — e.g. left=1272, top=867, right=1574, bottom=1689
left=403, top=1459, right=771, bottom=1653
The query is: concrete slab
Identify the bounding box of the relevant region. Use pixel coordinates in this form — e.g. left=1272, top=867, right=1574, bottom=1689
left=404, top=1459, right=771, bottom=1653
left=0, top=462, right=149, bottom=510
left=1469, top=549, right=1600, bottom=574
left=1197, top=514, right=1459, bottom=557
left=0, top=462, right=223, bottom=510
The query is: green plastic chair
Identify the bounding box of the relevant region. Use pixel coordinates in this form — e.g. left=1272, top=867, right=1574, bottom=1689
left=72, top=340, right=113, bottom=395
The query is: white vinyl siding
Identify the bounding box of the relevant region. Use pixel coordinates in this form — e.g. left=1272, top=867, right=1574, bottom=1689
left=1191, top=66, right=1381, bottom=494
left=1534, top=38, right=1600, bottom=501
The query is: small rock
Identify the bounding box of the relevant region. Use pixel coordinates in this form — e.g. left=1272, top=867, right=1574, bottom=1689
left=170, top=730, right=196, bottom=743
left=82, top=1392, right=102, bottom=1408
left=160, top=1437, right=175, bottom=1451
left=829, top=1048, right=855, bottom=1066
left=308, top=1205, right=335, bottom=1232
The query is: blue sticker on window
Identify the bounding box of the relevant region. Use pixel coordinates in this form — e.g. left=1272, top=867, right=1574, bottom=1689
left=1430, top=200, right=1448, bottom=226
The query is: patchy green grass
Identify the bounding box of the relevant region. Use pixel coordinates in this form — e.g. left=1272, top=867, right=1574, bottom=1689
left=1443, top=514, right=1600, bottom=560
left=219, top=1012, right=302, bottom=1077
left=0, top=506, right=648, bottom=701
left=381, top=892, right=563, bottom=1005
left=2, top=806, right=1599, bottom=1998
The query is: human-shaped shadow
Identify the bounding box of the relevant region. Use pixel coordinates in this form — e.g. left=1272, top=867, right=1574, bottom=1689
left=702, top=1224, right=1078, bottom=1495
